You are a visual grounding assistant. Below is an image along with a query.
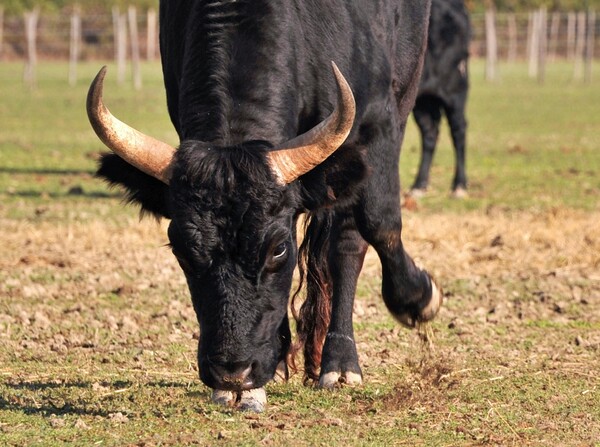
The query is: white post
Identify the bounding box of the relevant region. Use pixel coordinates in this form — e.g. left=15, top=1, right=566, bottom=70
left=548, top=12, right=560, bottom=62
left=117, top=13, right=127, bottom=85
left=574, top=11, right=586, bottom=80
left=146, top=8, right=157, bottom=61
left=538, top=8, right=547, bottom=84
left=128, top=6, right=142, bottom=90
left=485, top=8, right=498, bottom=82
left=0, top=7, right=4, bottom=60
left=69, top=8, right=82, bottom=86
left=567, top=12, right=576, bottom=61
left=23, top=8, right=40, bottom=88
left=529, top=11, right=540, bottom=78
left=507, top=13, right=517, bottom=63
left=585, top=10, right=596, bottom=83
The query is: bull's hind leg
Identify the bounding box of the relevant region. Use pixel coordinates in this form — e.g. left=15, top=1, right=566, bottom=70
left=319, top=210, right=369, bottom=388
left=356, top=156, right=442, bottom=328
left=411, top=95, right=443, bottom=196
left=445, top=100, right=468, bottom=197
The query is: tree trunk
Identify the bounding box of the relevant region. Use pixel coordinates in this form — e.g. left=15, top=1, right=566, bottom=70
left=128, top=6, right=142, bottom=90
left=23, top=8, right=40, bottom=88
left=147, top=8, right=157, bottom=61
left=485, top=8, right=497, bottom=81
left=69, top=9, right=82, bottom=86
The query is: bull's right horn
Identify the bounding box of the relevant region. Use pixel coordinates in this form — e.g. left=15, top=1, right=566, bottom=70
left=87, top=66, right=176, bottom=184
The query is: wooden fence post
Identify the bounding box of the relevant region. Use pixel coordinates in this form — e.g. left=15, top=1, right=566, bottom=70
left=147, top=8, right=157, bottom=61
left=485, top=8, right=498, bottom=81
left=117, top=12, right=128, bottom=85
left=574, top=11, right=586, bottom=80
left=548, top=12, right=560, bottom=62
left=528, top=11, right=540, bottom=78
left=567, top=12, right=576, bottom=60
left=537, top=8, right=547, bottom=84
left=585, top=10, right=596, bottom=83
left=507, top=13, right=517, bottom=62
left=69, top=8, right=82, bottom=86
left=23, top=8, right=40, bottom=88
left=0, top=7, right=4, bottom=60
left=128, top=6, right=142, bottom=90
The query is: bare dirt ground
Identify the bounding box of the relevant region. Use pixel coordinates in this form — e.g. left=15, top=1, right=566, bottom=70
left=1, top=205, right=599, bottom=445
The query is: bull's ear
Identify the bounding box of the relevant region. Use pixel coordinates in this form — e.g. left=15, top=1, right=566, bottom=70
left=298, top=145, right=368, bottom=210
left=96, top=153, right=171, bottom=219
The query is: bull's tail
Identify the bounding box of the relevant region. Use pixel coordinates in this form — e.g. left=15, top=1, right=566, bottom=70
left=290, top=210, right=333, bottom=384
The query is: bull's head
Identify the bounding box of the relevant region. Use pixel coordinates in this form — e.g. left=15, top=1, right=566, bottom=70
left=87, top=64, right=366, bottom=394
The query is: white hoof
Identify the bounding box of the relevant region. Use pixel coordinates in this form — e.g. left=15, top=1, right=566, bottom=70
left=451, top=187, right=468, bottom=199
left=409, top=188, right=427, bottom=198
left=394, top=279, right=443, bottom=328
left=212, top=389, right=235, bottom=407
left=239, top=388, right=267, bottom=413
left=421, top=279, right=443, bottom=321
left=319, top=371, right=362, bottom=389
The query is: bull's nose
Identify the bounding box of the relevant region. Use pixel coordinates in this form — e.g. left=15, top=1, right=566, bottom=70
left=209, top=362, right=254, bottom=390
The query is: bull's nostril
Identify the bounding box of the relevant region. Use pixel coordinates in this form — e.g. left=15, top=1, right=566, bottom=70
left=210, top=362, right=253, bottom=390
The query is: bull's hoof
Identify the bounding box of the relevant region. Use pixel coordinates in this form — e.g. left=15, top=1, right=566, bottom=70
left=319, top=371, right=363, bottom=389
left=211, top=389, right=236, bottom=406
left=211, top=388, right=267, bottom=413
left=451, top=187, right=468, bottom=199
left=409, top=187, right=427, bottom=198
left=394, top=279, right=443, bottom=329
left=239, top=388, right=267, bottom=413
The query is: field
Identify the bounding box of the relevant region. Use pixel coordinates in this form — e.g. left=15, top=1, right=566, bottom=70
left=1, top=60, right=599, bottom=446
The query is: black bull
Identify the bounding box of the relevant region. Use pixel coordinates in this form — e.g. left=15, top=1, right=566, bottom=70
left=87, top=0, right=442, bottom=407
left=411, top=0, right=471, bottom=197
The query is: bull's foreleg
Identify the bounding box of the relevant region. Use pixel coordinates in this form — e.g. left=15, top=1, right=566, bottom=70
left=357, top=159, right=443, bottom=329
left=319, top=211, right=368, bottom=388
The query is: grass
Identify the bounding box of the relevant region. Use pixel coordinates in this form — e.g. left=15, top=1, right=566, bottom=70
left=1, top=59, right=600, bottom=446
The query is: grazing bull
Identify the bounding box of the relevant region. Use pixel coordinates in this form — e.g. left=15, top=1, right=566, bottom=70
left=410, top=0, right=470, bottom=197
left=87, top=0, right=442, bottom=411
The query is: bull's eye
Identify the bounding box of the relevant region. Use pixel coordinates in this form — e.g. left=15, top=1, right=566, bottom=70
left=273, top=243, right=287, bottom=259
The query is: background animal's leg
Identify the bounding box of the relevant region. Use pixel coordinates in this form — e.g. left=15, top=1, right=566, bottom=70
left=445, top=101, right=468, bottom=196
left=319, top=211, right=368, bottom=388
left=411, top=96, right=442, bottom=195
left=356, top=156, right=442, bottom=329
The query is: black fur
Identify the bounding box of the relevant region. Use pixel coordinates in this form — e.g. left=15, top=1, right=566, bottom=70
left=411, top=0, right=470, bottom=193
left=97, top=0, right=438, bottom=391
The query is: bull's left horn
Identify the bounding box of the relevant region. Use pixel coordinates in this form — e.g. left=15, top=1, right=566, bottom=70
left=267, top=62, right=356, bottom=184
left=87, top=66, right=176, bottom=184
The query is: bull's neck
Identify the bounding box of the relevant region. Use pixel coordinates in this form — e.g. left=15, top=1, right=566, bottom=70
left=177, top=0, right=301, bottom=147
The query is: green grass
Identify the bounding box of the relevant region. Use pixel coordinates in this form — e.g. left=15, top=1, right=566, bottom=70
left=1, top=60, right=600, bottom=446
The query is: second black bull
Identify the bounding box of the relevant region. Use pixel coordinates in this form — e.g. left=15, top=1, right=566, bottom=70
left=411, top=0, right=471, bottom=197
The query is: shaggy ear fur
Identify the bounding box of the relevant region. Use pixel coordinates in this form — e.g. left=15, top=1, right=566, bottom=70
left=96, top=153, right=171, bottom=219
left=298, top=145, right=369, bottom=211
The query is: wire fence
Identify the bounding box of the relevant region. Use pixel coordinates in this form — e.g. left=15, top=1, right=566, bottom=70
left=0, top=9, right=597, bottom=84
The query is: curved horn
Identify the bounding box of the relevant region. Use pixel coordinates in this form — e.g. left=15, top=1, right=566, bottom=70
left=87, top=66, right=176, bottom=184
left=267, top=62, right=356, bottom=184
